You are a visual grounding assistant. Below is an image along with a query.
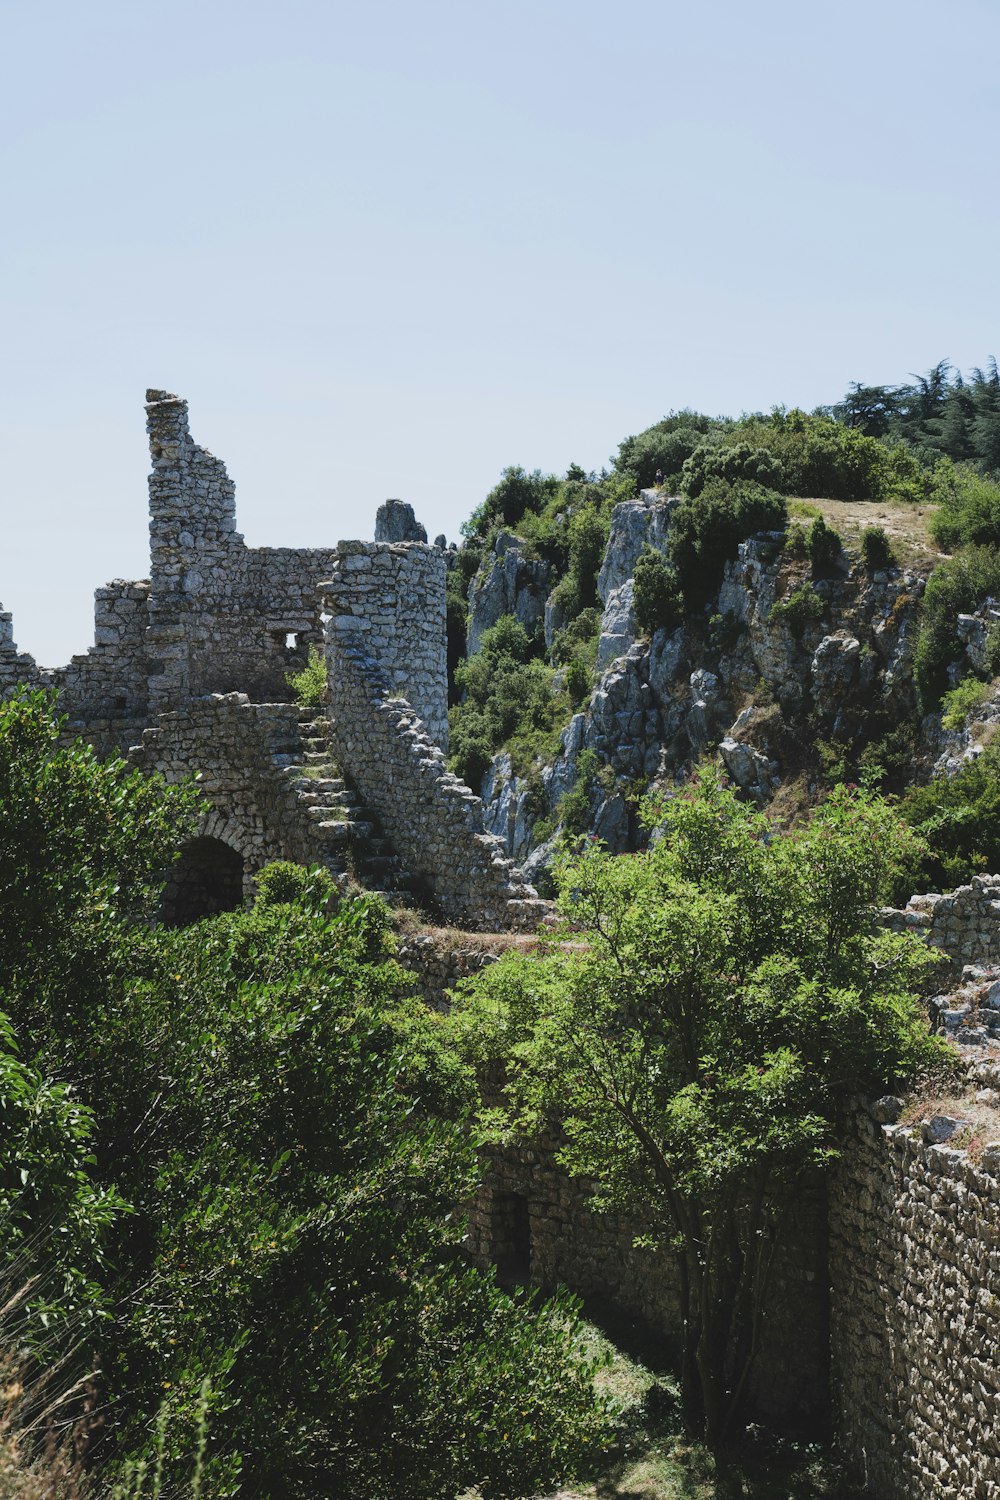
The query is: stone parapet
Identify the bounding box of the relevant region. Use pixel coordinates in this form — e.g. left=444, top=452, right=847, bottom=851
left=882, top=875, right=1000, bottom=972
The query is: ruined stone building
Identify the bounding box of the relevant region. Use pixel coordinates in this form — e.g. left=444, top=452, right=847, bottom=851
left=0, top=390, right=544, bottom=930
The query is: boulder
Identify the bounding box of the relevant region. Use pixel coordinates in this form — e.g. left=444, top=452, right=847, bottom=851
left=374, top=498, right=428, bottom=543
left=811, top=633, right=862, bottom=717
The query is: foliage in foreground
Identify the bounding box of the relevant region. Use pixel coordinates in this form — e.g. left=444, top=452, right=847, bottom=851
left=448, top=776, right=946, bottom=1450
left=0, top=695, right=611, bottom=1499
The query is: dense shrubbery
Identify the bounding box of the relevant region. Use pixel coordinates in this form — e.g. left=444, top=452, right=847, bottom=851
left=669, top=479, right=787, bottom=605
left=0, top=697, right=612, bottom=1499
left=449, top=616, right=569, bottom=788
left=899, top=743, right=1000, bottom=893
left=680, top=441, right=785, bottom=498
left=612, top=410, right=718, bottom=489
left=912, top=547, right=1000, bottom=706
left=928, top=459, right=1000, bottom=551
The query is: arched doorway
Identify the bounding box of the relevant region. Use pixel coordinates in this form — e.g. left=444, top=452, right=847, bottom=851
left=161, top=836, right=245, bottom=927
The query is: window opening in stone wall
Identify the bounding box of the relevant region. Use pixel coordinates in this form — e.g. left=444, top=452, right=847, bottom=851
left=160, top=836, right=245, bottom=928
left=493, top=1191, right=532, bottom=1286
left=284, top=632, right=299, bottom=651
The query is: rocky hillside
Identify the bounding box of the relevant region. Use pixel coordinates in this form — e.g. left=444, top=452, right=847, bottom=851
left=449, top=486, right=1000, bottom=893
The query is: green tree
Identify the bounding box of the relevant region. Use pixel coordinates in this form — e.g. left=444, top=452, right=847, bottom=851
left=0, top=690, right=200, bottom=1053
left=93, top=888, right=610, bottom=1498
left=449, top=776, right=944, bottom=1454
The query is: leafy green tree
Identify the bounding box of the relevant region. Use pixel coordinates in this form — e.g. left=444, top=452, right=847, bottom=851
left=0, top=690, right=200, bottom=1052
left=680, top=442, right=785, bottom=499
left=913, top=546, right=1000, bottom=706
left=613, top=412, right=720, bottom=489
left=91, top=888, right=610, bottom=1498
left=449, top=776, right=943, bottom=1453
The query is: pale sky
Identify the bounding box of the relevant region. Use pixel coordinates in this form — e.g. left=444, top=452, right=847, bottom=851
left=2, top=0, right=998, bottom=666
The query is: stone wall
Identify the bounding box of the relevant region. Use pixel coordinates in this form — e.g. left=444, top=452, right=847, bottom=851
left=323, top=619, right=546, bottom=930
left=320, top=539, right=449, bottom=751
left=882, top=875, right=1000, bottom=972
left=144, top=390, right=338, bottom=710
left=830, top=1102, right=1000, bottom=1498
left=0, top=606, right=44, bottom=699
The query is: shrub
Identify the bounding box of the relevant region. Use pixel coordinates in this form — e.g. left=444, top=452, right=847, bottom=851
left=668, top=479, right=787, bottom=605
left=940, top=676, right=992, bottom=731
left=900, top=740, right=1000, bottom=892
left=680, top=441, right=785, bottom=499
left=632, top=545, right=683, bottom=635
left=565, top=656, right=591, bottom=704
left=613, top=411, right=719, bottom=489
left=285, top=644, right=327, bottom=708
left=449, top=616, right=568, bottom=786
left=770, top=583, right=825, bottom=639
left=807, top=514, right=842, bottom=577
left=928, top=459, right=1000, bottom=551
left=913, top=547, right=1000, bottom=706
left=860, top=525, right=894, bottom=570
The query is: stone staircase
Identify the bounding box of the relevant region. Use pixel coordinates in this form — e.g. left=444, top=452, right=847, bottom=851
left=274, top=711, right=422, bottom=908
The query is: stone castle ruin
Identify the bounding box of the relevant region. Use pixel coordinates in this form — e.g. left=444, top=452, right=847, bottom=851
left=9, top=393, right=1000, bottom=1494
left=0, top=390, right=545, bottom=930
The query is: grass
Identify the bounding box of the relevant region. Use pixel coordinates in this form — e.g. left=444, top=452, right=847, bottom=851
left=797, top=495, right=942, bottom=572
left=464, top=1307, right=860, bottom=1500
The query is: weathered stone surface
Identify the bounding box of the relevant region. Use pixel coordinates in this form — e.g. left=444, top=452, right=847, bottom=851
left=374, top=498, right=428, bottom=543
left=596, top=579, right=636, bottom=671
left=597, top=491, right=674, bottom=604
left=467, top=533, right=551, bottom=656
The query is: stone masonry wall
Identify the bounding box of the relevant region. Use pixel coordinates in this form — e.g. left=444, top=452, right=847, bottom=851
left=0, top=606, right=44, bottom=699
left=323, top=610, right=546, bottom=930
left=830, top=1102, right=1000, bottom=1498
left=129, top=694, right=320, bottom=892
left=321, top=539, right=449, bottom=751
left=144, top=390, right=338, bottom=710
left=882, top=875, right=1000, bottom=972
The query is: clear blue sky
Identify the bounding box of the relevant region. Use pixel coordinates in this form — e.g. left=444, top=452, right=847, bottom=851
left=2, top=0, right=998, bottom=665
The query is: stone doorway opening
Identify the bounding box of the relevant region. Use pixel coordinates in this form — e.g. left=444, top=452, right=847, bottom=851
left=161, top=836, right=245, bottom=928
left=493, top=1191, right=532, bottom=1286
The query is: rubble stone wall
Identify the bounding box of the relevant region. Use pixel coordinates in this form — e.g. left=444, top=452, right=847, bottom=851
left=144, top=390, right=338, bottom=709
left=320, top=539, right=449, bottom=751
left=830, top=1105, right=1000, bottom=1498
left=129, top=694, right=312, bottom=891
left=882, top=874, right=1000, bottom=972
left=323, top=627, right=543, bottom=928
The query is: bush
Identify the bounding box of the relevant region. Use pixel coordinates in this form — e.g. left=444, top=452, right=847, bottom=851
left=928, top=459, right=1000, bottom=551
left=613, top=412, right=719, bottom=489
left=913, top=547, right=1000, bottom=706
left=680, top=441, right=785, bottom=499
left=733, top=408, right=915, bottom=501
left=449, top=617, right=568, bottom=786
left=770, top=583, right=825, bottom=639
left=900, top=740, right=1000, bottom=892
left=668, top=479, right=787, bottom=606
left=807, top=514, right=842, bottom=577
left=632, top=545, right=683, bottom=635
left=860, top=525, right=894, bottom=570
left=940, top=676, right=992, bottom=731
left=285, top=644, right=327, bottom=708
